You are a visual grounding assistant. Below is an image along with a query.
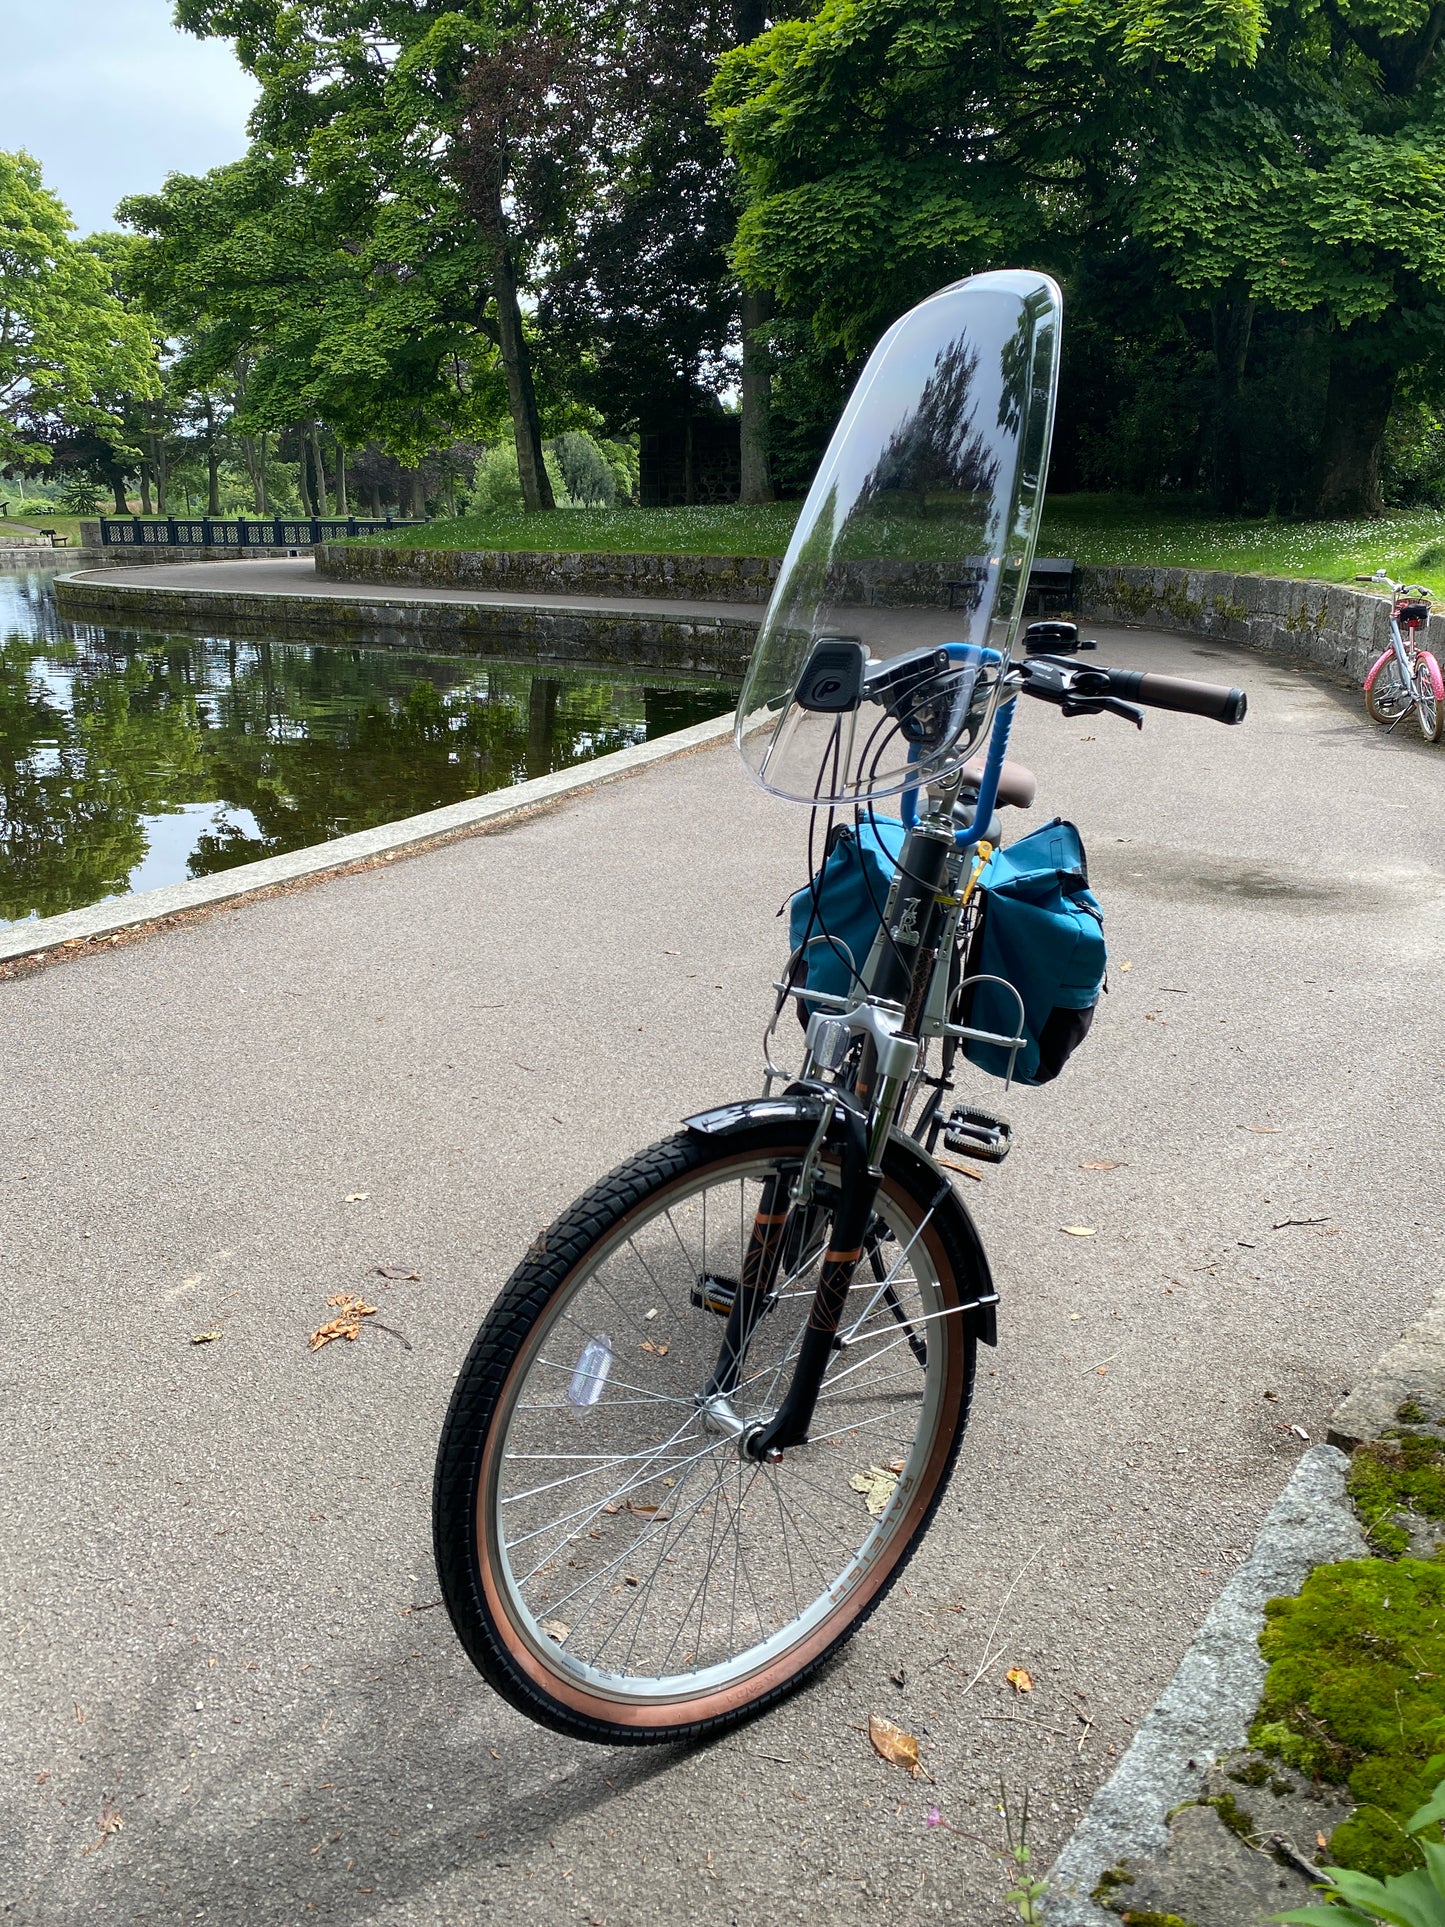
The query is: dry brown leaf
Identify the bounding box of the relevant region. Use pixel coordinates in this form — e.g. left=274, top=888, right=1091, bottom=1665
left=375, top=1266, right=421, bottom=1281
left=308, top=1294, right=380, bottom=1351
left=83, top=1807, right=123, bottom=1854
left=190, top=1329, right=223, bottom=1345
left=868, top=1714, right=922, bottom=1775
left=850, top=1466, right=900, bottom=1517
left=540, top=1619, right=570, bottom=1643
left=1060, top=1226, right=1098, bottom=1238
left=936, top=1154, right=984, bottom=1182
left=1120, top=960, right=1133, bottom=972
left=1079, top=1160, right=1125, bottom=1171
left=1006, top=1666, right=1035, bottom=1694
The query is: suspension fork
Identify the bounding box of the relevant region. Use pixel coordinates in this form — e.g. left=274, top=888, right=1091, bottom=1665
left=741, top=1102, right=878, bottom=1460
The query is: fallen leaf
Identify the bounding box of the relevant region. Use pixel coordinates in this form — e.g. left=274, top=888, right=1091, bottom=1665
left=869, top=1714, right=922, bottom=1776
left=343, top=1192, right=370, bottom=1203
left=1120, top=960, right=1133, bottom=972
left=375, top=1266, right=421, bottom=1281
left=1006, top=1667, right=1035, bottom=1694
left=540, top=1619, right=570, bottom=1643
left=1316, top=1831, right=1328, bottom=1851
left=190, top=1329, right=223, bottom=1345
left=1079, top=1160, right=1125, bottom=1171
left=936, top=1154, right=984, bottom=1182
left=850, top=1465, right=900, bottom=1517
left=625, top=1500, right=671, bottom=1518
left=308, top=1295, right=380, bottom=1351
left=83, top=1807, right=123, bottom=1854
left=1060, top=1226, right=1098, bottom=1238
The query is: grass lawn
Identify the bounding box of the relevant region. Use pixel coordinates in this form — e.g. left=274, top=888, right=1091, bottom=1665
left=358, top=494, right=1445, bottom=594
left=1, top=513, right=88, bottom=550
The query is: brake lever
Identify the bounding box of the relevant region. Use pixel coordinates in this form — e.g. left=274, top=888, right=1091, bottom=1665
left=1061, top=694, right=1145, bottom=729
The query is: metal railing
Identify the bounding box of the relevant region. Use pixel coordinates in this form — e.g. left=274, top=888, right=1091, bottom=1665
left=98, top=515, right=424, bottom=549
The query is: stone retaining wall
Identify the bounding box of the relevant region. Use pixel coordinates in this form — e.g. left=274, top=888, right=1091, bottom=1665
left=320, top=546, right=1418, bottom=683
left=1077, top=564, right=1413, bottom=684
left=318, top=542, right=996, bottom=609
left=51, top=575, right=758, bottom=678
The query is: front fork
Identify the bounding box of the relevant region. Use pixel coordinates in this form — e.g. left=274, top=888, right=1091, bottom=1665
left=717, top=799, right=963, bottom=1462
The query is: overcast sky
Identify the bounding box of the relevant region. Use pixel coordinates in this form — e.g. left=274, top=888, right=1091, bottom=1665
left=2, top=0, right=258, bottom=236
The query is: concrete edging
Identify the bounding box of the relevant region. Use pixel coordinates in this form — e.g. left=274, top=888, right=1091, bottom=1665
left=1042, top=1445, right=1368, bottom=1924
left=50, top=572, right=760, bottom=676
left=0, top=709, right=737, bottom=967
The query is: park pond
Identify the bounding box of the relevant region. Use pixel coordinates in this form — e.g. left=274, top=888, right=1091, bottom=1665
left=0, top=569, right=737, bottom=925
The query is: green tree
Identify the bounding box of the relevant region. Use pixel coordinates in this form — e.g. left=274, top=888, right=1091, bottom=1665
left=715, top=0, right=1445, bottom=513
left=0, top=151, right=157, bottom=471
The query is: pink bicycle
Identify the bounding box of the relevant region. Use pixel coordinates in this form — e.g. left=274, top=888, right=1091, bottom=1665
left=1359, top=572, right=1444, bottom=744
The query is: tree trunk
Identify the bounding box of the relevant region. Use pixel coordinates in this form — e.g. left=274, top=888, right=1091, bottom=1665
left=739, top=290, right=774, bottom=504
left=407, top=469, right=428, bottom=519
left=489, top=229, right=554, bottom=512
left=683, top=416, right=696, bottom=505
left=152, top=419, right=168, bottom=515
left=310, top=424, right=330, bottom=516
left=139, top=462, right=153, bottom=516
left=1208, top=294, right=1254, bottom=512
left=335, top=444, right=348, bottom=514
left=111, top=469, right=129, bottom=514
left=296, top=434, right=315, bottom=516
left=1309, top=343, right=1398, bottom=517
left=258, top=430, right=269, bottom=513
left=205, top=398, right=222, bottom=515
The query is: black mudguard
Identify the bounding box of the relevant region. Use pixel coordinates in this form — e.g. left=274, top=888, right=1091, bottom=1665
left=682, top=1094, right=999, bottom=1347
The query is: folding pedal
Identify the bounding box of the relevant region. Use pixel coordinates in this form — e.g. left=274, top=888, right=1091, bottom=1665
left=691, top=1274, right=738, bottom=1316
left=942, top=1104, right=1013, bottom=1164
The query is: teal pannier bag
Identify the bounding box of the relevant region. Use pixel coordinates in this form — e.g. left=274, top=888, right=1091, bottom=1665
left=787, top=816, right=908, bottom=1003
left=962, top=818, right=1106, bottom=1086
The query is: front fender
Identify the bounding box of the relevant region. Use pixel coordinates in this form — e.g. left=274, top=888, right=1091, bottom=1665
left=682, top=1095, right=998, bottom=1347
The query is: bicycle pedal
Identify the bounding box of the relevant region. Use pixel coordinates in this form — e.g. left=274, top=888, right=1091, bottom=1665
left=942, top=1104, right=1013, bottom=1164
left=691, top=1274, right=737, bottom=1317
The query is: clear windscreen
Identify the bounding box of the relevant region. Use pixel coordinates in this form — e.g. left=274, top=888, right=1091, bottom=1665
left=736, top=270, right=1062, bottom=805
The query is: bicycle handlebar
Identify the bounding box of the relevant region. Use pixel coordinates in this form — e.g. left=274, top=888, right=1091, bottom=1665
left=1096, top=667, right=1248, bottom=724
left=1019, top=654, right=1247, bottom=724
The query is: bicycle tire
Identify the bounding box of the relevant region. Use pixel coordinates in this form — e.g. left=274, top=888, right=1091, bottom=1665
left=433, top=1118, right=980, bottom=1745
left=1365, top=653, right=1411, bottom=725
left=1415, top=655, right=1444, bottom=743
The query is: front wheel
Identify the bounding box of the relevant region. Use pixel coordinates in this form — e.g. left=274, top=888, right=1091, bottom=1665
left=1415, top=654, right=1444, bottom=743
left=1365, top=651, right=1412, bottom=725
left=433, top=1120, right=981, bottom=1744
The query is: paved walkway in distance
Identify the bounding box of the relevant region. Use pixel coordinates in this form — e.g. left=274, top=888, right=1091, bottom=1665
left=67, top=554, right=766, bottom=626
left=3, top=625, right=1442, bottom=1925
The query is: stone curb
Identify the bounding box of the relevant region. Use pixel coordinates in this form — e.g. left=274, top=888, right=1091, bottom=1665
left=0, top=709, right=735, bottom=967
left=1042, top=1444, right=1367, bottom=1924
left=50, top=573, right=760, bottom=676
left=1328, top=1293, right=1445, bottom=1449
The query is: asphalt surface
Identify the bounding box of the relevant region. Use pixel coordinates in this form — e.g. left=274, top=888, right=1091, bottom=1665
left=66, top=557, right=764, bottom=624
left=3, top=625, right=1442, bottom=1925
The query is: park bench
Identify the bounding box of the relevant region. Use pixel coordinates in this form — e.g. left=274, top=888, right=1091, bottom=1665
left=946, top=555, right=1076, bottom=615
left=38, top=529, right=70, bottom=547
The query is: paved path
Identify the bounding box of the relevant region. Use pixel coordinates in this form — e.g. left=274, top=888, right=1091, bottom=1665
left=66, top=555, right=765, bottom=627
left=3, top=626, right=1442, bottom=1925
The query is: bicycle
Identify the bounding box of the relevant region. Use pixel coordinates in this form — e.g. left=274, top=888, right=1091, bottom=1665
left=432, top=269, right=1249, bottom=1745
left=1358, top=572, right=1444, bottom=744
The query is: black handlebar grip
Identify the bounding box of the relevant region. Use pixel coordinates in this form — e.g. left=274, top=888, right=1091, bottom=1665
left=1103, top=669, right=1247, bottom=724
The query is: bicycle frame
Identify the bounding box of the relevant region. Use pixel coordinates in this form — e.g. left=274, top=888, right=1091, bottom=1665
left=1362, top=578, right=1444, bottom=730
left=716, top=685, right=1027, bottom=1463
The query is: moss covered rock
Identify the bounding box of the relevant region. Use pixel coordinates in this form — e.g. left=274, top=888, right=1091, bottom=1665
left=1253, top=1556, right=1445, bottom=1876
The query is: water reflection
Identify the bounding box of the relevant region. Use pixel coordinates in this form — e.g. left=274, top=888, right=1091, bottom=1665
left=0, top=572, right=737, bottom=924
